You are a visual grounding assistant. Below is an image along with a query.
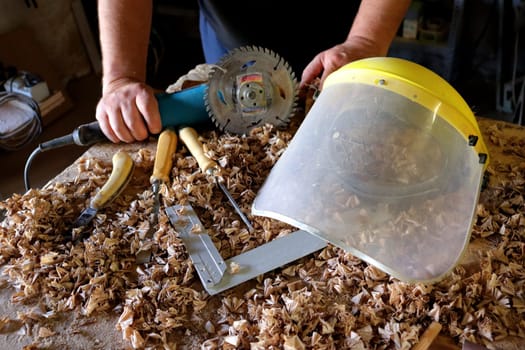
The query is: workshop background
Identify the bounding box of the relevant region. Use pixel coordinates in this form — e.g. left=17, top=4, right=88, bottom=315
left=0, top=0, right=524, bottom=199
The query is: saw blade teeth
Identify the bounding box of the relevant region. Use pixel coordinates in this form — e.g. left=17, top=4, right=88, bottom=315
left=205, top=45, right=299, bottom=134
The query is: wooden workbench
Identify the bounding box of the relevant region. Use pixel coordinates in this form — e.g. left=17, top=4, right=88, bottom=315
left=0, top=106, right=524, bottom=349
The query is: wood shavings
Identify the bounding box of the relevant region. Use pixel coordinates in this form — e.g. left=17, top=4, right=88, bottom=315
left=229, top=261, right=241, bottom=274
left=0, top=317, right=24, bottom=334
left=283, top=334, right=306, bottom=350
left=190, top=223, right=204, bottom=234
left=37, top=326, right=55, bottom=338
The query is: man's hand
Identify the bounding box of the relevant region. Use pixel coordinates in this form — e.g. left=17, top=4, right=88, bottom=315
left=95, top=77, right=162, bottom=143
left=300, top=36, right=381, bottom=89
left=301, top=0, right=411, bottom=89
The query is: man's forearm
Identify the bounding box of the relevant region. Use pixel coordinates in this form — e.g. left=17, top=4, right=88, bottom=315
left=98, top=0, right=153, bottom=89
left=348, top=0, right=411, bottom=55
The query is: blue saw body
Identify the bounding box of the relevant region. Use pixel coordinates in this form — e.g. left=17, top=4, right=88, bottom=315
left=156, top=84, right=211, bottom=127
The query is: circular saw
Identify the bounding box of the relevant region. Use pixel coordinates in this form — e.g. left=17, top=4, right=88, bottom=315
left=204, top=46, right=299, bottom=135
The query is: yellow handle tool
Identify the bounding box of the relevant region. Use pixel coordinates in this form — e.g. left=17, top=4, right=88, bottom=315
left=150, top=128, right=178, bottom=219
left=178, top=127, right=216, bottom=174
left=90, top=151, right=135, bottom=209
left=136, top=129, right=178, bottom=264
left=71, top=150, right=135, bottom=241
left=150, top=128, right=178, bottom=185
left=179, top=126, right=254, bottom=232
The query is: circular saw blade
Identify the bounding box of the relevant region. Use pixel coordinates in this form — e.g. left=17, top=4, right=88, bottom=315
left=204, top=46, right=298, bottom=135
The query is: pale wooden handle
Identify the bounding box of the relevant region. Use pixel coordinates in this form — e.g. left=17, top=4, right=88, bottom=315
left=91, top=151, right=134, bottom=209
left=150, top=128, right=178, bottom=184
left=412, top=322, right=442, bottom=350
left=179, top=126, right=217, bottom=174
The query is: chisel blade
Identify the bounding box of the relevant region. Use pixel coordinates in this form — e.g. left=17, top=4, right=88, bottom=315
left=151, top=180, right=161, bottom=225
left=72, top=207, right=98, bottom=228
left=216, top=180, right=254, bottom=232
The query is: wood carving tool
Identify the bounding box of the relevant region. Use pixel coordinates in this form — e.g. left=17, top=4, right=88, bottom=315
left=136, top=128, right=178, bottom=264
left=70, top=150, right=134, bottom=242
left=179, top=126, right=254, bottom=232
left=150, top=128, right=178, bottom=226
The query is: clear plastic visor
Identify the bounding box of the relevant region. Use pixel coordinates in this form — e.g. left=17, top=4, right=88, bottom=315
left=252, top=83, right=485, bottom=283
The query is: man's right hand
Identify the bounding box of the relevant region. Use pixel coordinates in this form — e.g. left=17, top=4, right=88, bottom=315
left=95, top=77, right=162, bottom=143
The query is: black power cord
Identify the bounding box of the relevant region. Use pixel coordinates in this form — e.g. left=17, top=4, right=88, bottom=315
left=24, top=121, right=107, bottom=191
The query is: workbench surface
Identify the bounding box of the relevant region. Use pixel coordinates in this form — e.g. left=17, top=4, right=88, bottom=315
left=0, top=107, right=524, bottom=350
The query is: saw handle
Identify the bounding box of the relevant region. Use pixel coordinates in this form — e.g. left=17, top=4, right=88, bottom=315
left=179, top=126, right=217, bottom=175
left=91, top=151, right=135, bottom=210
left=150, top=128, right=178, bottom=184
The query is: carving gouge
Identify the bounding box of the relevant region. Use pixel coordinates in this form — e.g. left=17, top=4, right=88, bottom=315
left=136, top=128, right=178, bottom=264
left=70, top=151, right=135, bottom=242
left=179, top=126, right=255, bottom=232
left=150, top=128, right=178, bottom=224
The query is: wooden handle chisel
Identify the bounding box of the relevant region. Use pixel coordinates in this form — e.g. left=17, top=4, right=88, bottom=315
left=136, top=128, right=178, bottom=264
left=179, top=126, right=254, bottom=232
left=71, top=151, right=135, bottom=241
left=150, top=128, right=178, bottom=219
